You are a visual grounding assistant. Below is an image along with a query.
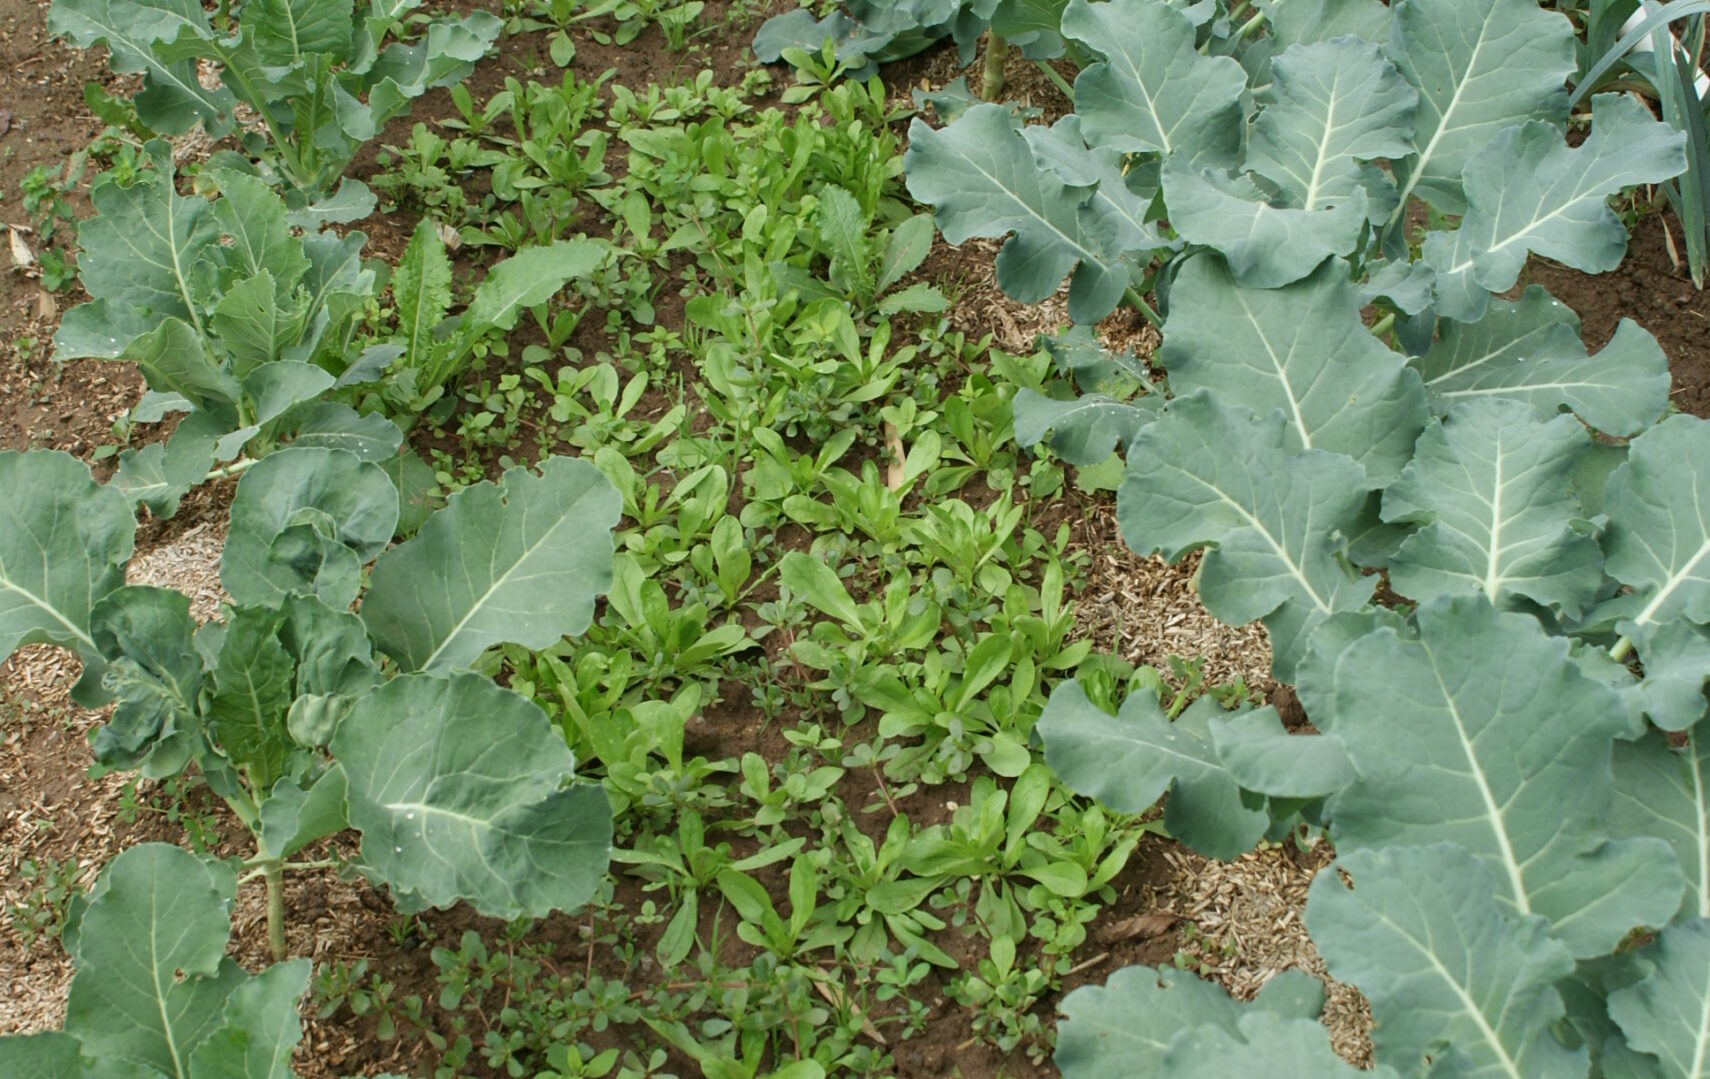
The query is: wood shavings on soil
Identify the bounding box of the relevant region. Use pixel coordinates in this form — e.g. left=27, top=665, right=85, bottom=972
left=1155, top=841, right=1375, bottom=1067
left=0, top=644, right=124, bottom=1036
left=1070, top=498, right=1274, bottom=691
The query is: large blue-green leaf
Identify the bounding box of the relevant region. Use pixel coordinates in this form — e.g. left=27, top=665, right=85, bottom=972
left=1118, top=393, right=1374, bottom=679
left=1316, top=596, right=1685, bottom=956
left=240, top=0, right=355, bottom=67
left=1037, top=682, right=1269, bottom=858
left=1263, top=0, right=1391, bottom=50
left=48, top=0, right=234, bottom=135
left=1306, top=844, right=1586, bottom=1079
left=1162, top=1012, right=1402, bottom=1079
left=1159, top=256, right=1427, bottom=485
left=219, top=447, right=399, bottom=609
left=1607, top=919, right=1710, bottom=1079
left=87, top=587, right=204, bottom=777
left=1011, top=391, right=1158, bottom=465
left=1247, top=38, right=1416, bottom=216
left=1381, top=398, right=1603, bottom=614
left=1424, top=94, right=1687, bottom=321
left=333, top=671, right=613, bottom=918
left=62, top=845, right=247, bottom=1078
left=1385, top=0, right=1577, bottom=215
left=361, top=456, right=620, bottom=673
left=1412, top=285, right=1671, bottom=437
left=905, top=105, right=1139, bottom=324
left=1161, top=162, right=1370, bottom=288
left=1611, top=728, right=1710, bottom=923
left=0, top=451, right=135, bottom=663
left=111, top=411, right=222, bottom=519
left=1056, top=966, right=1326, bottom=1078
left=186, top=959, right=312, bottom=1079
left=1063, top=0, right=1245, bottom=166
left=57, top=160, right=217, bottom=360
left=1603, top=415, right=1710, bottom=631
left=205, top=606, right=299, bottom=790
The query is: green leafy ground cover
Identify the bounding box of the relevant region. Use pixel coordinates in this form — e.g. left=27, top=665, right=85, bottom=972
left=2, top=0, right=1709, bottom=1076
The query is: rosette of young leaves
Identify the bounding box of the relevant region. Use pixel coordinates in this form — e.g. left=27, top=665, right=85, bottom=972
left=53, top=154, right=378, bottom=512
left=1055, top=966, right=1359, bottom=1078
left=904, top=104, right=1164, bottom=325
left=1118, top=392, right=1375, bottom=679
left=1379, top=398, right=1605, bottom=616
left=1299, top=596, right=1685, bottom=957
left=361, top=456, right=623, bottom=673
left=381, top=219, right=609, bottom=411
left=219, top=447, right=399, bottom=609
left=1423, top=93, right=1688, bottom=321
left=1163, top=37, right=1417, bottom=287
left=0, top=450, right=135, bottom=684
left=0, top=844, right=311, bottom=1078
left=1159, top=256, right=1428, bottom=485
left=50, top=0, right=501, bottom=201
left=1412, top=285, right=1672, bottom=438
left=1306, top=844, right=1587, bottom=1078
left=334, top=671, right=614, bottom=918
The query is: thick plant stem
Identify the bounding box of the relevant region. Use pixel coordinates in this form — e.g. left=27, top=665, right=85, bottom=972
left=982, top=33, right=1009, bottom=101
left=264, top=861, right=287, bottom=963
left=1368, top=312, right=1396, bottom=338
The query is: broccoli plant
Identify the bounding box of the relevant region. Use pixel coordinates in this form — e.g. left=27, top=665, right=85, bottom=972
left=901, top=0, right=1710, bottom=1073
left=0, top=446, right=621, bottom=976
left=49, top=0, right=501, bottom=212
left=53, top=145, right=392, bottom=517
